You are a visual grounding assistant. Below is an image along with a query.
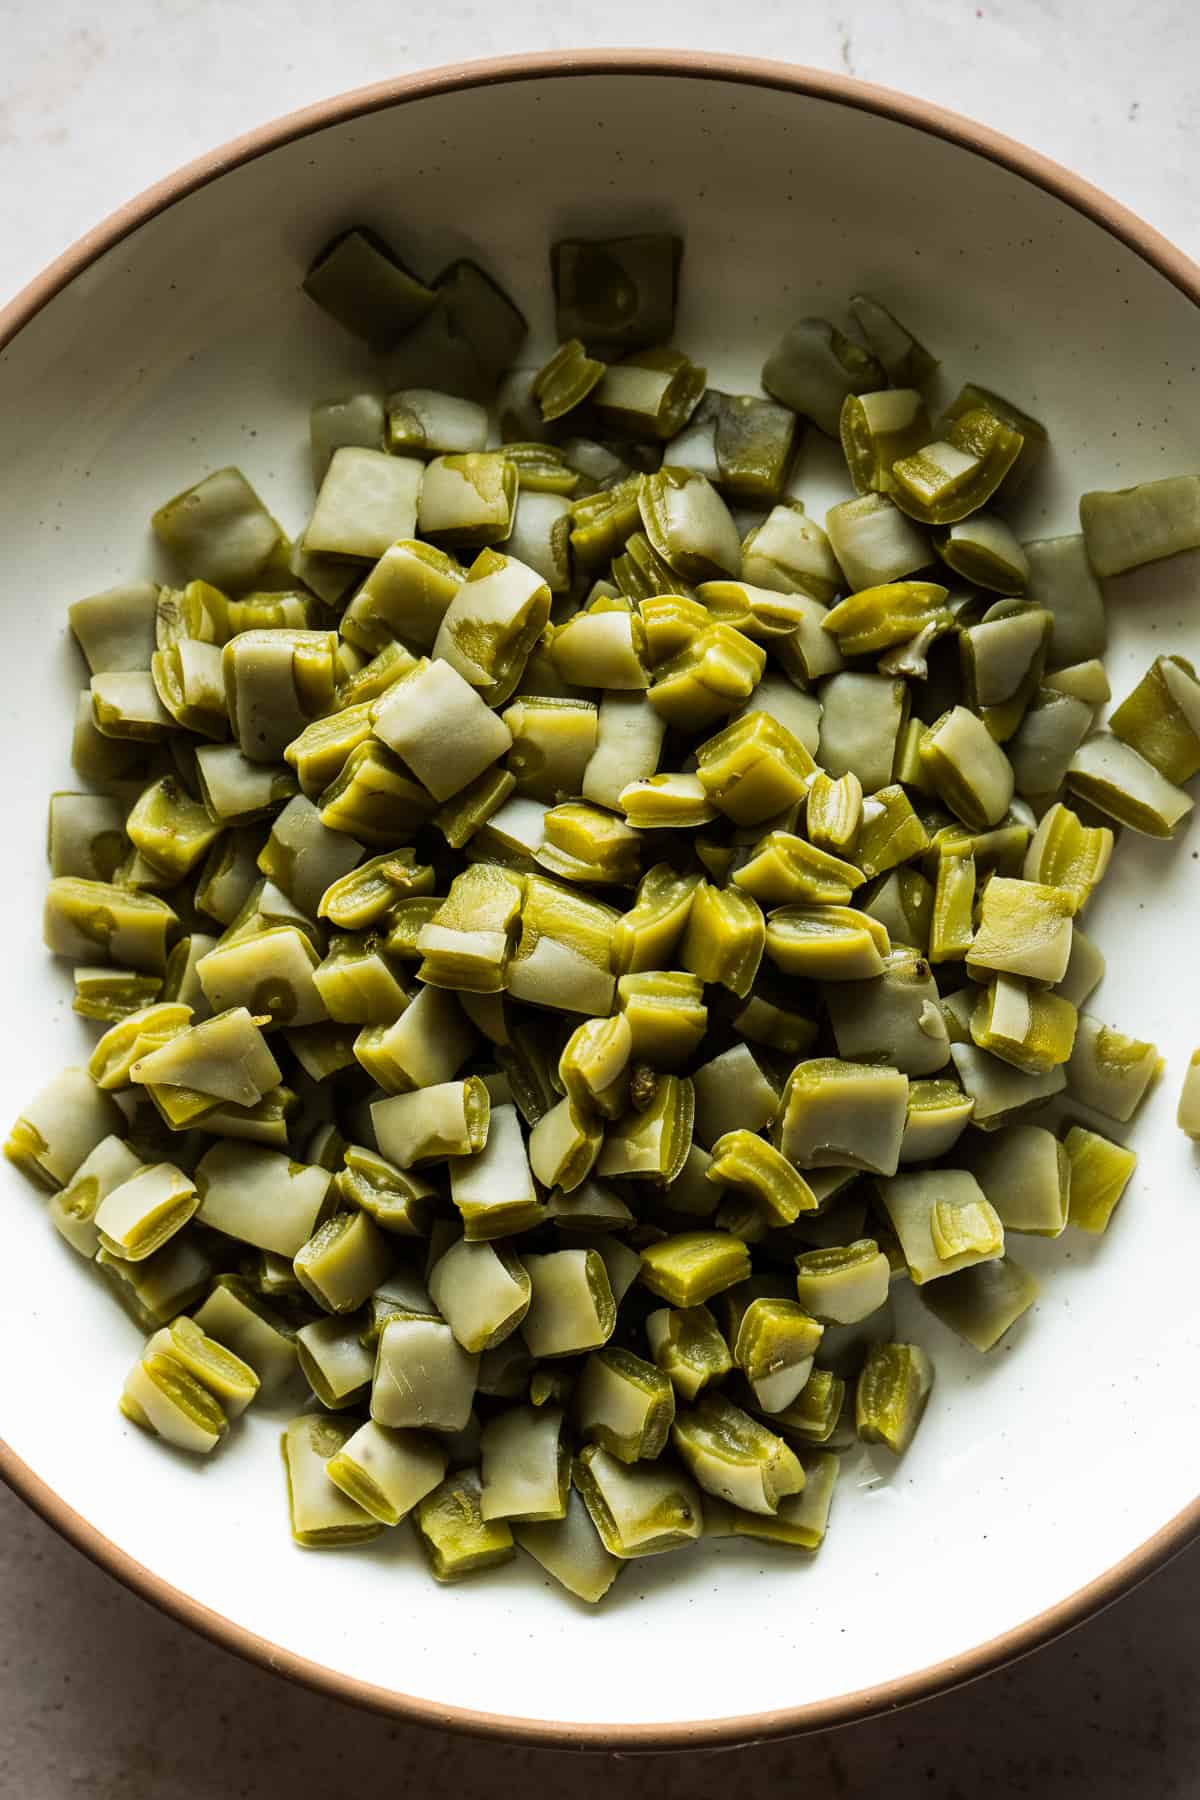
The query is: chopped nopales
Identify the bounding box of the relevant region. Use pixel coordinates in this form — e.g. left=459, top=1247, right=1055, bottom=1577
left=1079, top=474, right=1200, bottom=577
left=15, top=244, right=1188, bottom=1610
left=372, top=657, right=513, bottom=801
left=855, top=1343, right=933, bottom=1452
left=1063, top=1126, right=1137, bottom=1233
left=1066, top=732, right=1193, bottom=838
left=763, top=317, right=884, bottom=436
left=775, top=1059, right=908, bottom=1175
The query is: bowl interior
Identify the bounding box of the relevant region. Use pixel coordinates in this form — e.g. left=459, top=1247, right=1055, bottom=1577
left=2, top=64, right=1199, bottom=1737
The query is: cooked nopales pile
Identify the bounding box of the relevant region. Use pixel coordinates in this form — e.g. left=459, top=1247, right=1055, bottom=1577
left=11, top=224, right=1200, bottom=1601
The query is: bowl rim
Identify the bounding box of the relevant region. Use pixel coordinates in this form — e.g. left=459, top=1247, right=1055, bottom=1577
left=1, top=46, right=1198, bottom=1753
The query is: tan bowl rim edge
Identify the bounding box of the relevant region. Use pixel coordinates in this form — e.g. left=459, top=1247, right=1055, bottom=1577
left=0, top=46, right=1197, bottom=1753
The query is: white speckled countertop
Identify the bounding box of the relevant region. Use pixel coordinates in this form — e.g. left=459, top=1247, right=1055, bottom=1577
left=3, top=5, right=1200, bottom=1792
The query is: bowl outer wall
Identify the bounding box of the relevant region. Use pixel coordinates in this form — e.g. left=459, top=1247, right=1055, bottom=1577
left=1, top=49, right=1199, bottom=1749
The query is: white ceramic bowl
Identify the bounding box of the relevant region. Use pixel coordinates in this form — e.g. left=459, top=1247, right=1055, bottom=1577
left=2, top=50, right=1199, bottom=1750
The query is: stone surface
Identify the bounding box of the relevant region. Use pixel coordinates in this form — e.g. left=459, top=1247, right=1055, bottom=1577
left=3, top=5, right=1199, bottom=1790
